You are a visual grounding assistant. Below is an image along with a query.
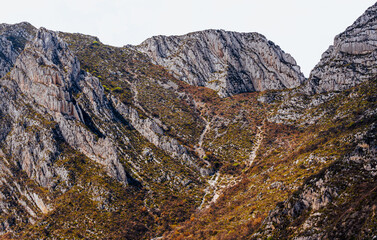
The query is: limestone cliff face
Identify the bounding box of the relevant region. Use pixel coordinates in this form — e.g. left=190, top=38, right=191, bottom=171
left=1, top=4, right=377, bottom=237
left=0, top=27, right=132, bottom=234
left=136, top=30, right=305, bottom=97
left=253, top=4, right=377, bottom=239
left=0, top=22, right=36, bottom=78
left=0, top=25, right=208, bottom=236
left=1, top=27, right=129, bottom=187
left=0, top=36, right=19, bottom=77
left=306, top=2, right=377, bottom=93
left=11, top=28, right=83, bottom=121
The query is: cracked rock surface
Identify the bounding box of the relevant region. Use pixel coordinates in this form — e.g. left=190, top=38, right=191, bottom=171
left=137, top=29, right=305, bottom=97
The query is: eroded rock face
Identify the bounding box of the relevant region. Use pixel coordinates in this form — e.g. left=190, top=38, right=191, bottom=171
left=0, top=25, right=207, bottom=234
left=10, top=28, right=83, bottom=121
left=0, top=22, right=35, bottom=78
left=5, top=28, right=128, bottom=184
left=306, top=2, right=377, bottom=93
left=136, top=30, right=305, bottom=97
left=0, top=36, right=19, bottom=77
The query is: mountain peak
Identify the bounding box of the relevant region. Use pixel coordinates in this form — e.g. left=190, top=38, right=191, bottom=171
left=306, top=2, right=377, bottom=93
left=137, top=29, right=305, bottom=97
left=0, top=3, right=377, bottom=239
left=0, top=21, right=35, bottom=33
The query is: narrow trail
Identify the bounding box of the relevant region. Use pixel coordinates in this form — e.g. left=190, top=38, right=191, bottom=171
left=199, top=172, right=220, bottom=209
left=195, top=117, right=211, bottom=166
left=248, top=122, right=265, bottom=166
left=198, top=172, right=242, bottom=210
left=198, top=119, right=210, bottom=151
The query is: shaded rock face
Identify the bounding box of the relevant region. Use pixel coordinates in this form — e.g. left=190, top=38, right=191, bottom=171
left=0, top=36, right=19, bottom=77
left=0, top=27, right=135, bottom=232
left=0, top=25, right=209, bottom=236
left=11, top=28, right=83, bottom=120
left=0, top=22, right=36, bottom=78
left=2, top=27, right=128, bottom=185
left=137, top=29, right=305, bottom=97
left=306, top=3, right=377, bottom=93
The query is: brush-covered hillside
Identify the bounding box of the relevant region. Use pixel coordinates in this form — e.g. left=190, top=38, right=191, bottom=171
left=0, top=2, right=376, bottom=240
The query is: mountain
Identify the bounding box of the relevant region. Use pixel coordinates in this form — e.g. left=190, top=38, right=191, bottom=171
left=137, top=29, right=305, bottom=97
left=0, top=22, right=36, bottom=77
left=165, top=3, right=377, bottom=239
left=257, top=3, right=377, bottom=239
left=0, top=25, right=210, bottom=239
left=0, top=3, right=376, bottom=240
left=306, top=2, right=377, bottom=93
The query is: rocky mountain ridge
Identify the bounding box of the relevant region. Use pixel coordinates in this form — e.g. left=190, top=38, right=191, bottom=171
left=0, top=25, right=209, bottom=239
left=137, top=29, right=305, bottom=97
left=0, top=3, right=376, bottom=239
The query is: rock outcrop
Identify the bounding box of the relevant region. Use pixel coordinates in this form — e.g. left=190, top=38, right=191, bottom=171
left=0, top=22, right=35, bottom=78
left=111, top=96, right=213, bottom=176
left=1, top=27, right=129, bottom=185
left=0, top=25, right=209, bottom=238
left=136, top=29, right=305, bottom=97
left=306, top=2, right=377, bottom=93
left=11, top=28, right=83, bottom=120
left=1, top=3, right=377, bottom=237
left=0, top=36, right=19, bottom=77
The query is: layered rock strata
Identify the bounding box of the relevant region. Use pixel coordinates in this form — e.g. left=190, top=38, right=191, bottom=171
left=306, top=2, right=377, bottom=93
left=137, top=29, right=305, bottom=97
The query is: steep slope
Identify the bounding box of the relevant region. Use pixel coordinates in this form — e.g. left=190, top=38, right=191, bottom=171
left=256, top=79, right=377, bottom=239
left=0, top=22, right=36, bottom=77
left=58, top=32, right=215, bottom=176
left=163, top=83, right=377, bottom=239
left=306, top=2, right=377, bottom=93
left=137, top=29, right=305, bottom=97
left=163, top=4, right=377, bottom=240
left=9, top=27, right=127, bottom=183
left=254, top=4, right=377, bottom=238
left=0, top=2, right=376, bottom=238
left=0, top=26, right=210, bottom=239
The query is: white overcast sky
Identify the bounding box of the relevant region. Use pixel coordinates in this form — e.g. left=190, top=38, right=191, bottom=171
left=2, top=0, right=376, bottom=76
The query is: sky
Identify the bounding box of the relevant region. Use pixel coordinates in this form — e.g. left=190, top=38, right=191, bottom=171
left=2, top=0, right=376, bottom=77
